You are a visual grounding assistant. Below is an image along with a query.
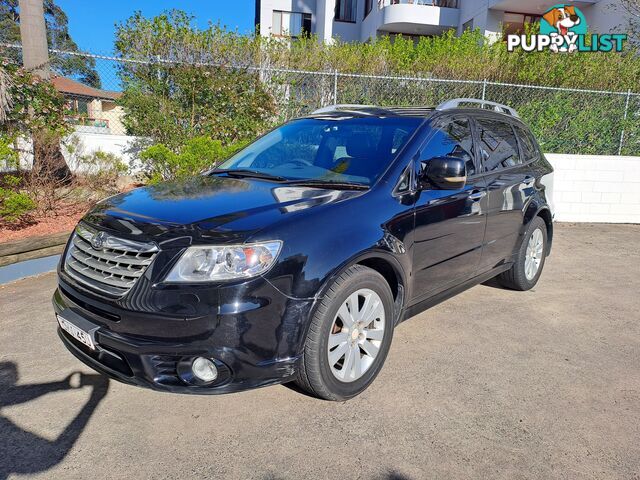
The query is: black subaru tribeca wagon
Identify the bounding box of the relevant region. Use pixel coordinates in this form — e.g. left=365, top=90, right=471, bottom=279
left=53, top=99, right=554, bottom=401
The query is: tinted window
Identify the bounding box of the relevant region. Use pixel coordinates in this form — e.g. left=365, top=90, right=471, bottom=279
left=514, top=124, right=539, bottom=162
left=476, top=118, right=522, bottom=171
left=421, top=116, right=476, bottom=176
left=220, top=117, right=422, bottom=185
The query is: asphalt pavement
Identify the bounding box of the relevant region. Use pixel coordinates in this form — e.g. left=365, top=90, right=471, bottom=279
left=1, top=223, right=639, bottom=480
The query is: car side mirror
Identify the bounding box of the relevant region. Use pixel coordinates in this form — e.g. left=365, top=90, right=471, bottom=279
left=420, top=156, right=467, bottom=190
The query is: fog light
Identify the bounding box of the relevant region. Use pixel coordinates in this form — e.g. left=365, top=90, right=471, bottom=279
left=192, top=357, right=218, bottom=382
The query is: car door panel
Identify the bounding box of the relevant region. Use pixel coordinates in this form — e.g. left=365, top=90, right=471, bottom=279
left=473, top=116, right=536, bottom=271
left=410, top=116, right=488, bottom=304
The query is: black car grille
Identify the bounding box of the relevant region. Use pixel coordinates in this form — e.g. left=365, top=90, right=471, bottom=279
left=64, top=224, right=158, bottom=297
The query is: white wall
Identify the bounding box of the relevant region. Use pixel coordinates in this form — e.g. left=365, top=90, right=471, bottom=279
left=64, top=132, right=142, bottom=173
left=11, top=130, right=143, bottom=174
left=576, top=0, right=626, bottom=34
left=547, top=154, right=640, bottom=224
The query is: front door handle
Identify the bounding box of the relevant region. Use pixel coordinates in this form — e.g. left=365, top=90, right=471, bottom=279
left=469, top=190, right=486, bottom=201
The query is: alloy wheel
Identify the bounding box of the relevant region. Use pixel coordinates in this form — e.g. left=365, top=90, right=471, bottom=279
left=327, top=288, right=385, bottom=383
left=524, top=227, right=544, bottom=280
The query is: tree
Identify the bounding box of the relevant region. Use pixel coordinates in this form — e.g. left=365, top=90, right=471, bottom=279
left=0, top=67, right=13, bottom=122
left=114, top=10, right=275, bottom=150
left=0, top=0, right=100, bottom=87
left=0, top=61, right=70, bottom=172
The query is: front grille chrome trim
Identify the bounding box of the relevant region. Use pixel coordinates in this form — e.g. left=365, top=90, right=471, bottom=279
left=64, top=224, right=158, bottom=297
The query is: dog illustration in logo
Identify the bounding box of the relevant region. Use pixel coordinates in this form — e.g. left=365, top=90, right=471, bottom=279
left=543, top=5, right=581, bottom=52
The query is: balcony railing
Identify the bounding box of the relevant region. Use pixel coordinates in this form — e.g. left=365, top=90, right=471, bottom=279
left=66, top=116, right=111, bottom=129
left=378, top=0, right=458, bottom=8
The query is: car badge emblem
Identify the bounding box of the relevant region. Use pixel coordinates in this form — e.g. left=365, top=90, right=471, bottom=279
left=91, top=231, right=107, bottom=250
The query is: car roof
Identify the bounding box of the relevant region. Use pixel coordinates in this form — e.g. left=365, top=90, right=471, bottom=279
left=304, top=105, right=436, bottom=119
left=304, top=104, right=523, bottom=123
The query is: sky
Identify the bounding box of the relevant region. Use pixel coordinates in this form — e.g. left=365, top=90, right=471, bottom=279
left=55, top=0, right=256, bottom=89
left=56, top=0, right=256, bottom=55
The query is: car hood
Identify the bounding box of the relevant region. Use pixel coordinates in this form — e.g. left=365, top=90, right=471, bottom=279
left=83, top=176, right=363, bottom=242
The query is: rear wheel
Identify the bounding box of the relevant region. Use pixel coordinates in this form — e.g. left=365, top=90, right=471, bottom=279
left=498, top=216, right=548, bottom=291
left=295, top=265, right=394, bottom=401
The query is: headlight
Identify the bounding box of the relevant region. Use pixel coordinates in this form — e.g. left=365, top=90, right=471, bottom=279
left=165, top=241, right=282, bottom=282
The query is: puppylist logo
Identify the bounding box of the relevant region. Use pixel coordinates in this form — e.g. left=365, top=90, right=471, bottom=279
left=507, top=4, right=627, bottom=53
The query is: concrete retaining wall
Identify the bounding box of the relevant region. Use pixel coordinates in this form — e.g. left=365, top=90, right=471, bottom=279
left=546, top=154, right=640, bottom=224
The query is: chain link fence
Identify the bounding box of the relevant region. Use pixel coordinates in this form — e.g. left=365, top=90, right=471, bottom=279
left=3, top=44, right=640, bottom=156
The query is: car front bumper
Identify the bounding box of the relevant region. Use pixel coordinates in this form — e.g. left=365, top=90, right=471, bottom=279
left=52, top=278, right=314, bottom=395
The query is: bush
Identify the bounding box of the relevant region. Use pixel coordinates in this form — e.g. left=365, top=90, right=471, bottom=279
left=0, top=175, right=36, bottom=222
left=78, top=150, right=129, bottom=190
left=139, top=136, right=247, bottom=183
left=115, top=11, right=276, bottom=150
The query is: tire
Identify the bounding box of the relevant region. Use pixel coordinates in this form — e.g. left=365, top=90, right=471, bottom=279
left=295, top=265, right=395, bottom=401
left=498, top=216, right=548, bottom=291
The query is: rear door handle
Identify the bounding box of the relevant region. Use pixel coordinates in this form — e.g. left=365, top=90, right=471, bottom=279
left=469, top=190, right=486, bottom=201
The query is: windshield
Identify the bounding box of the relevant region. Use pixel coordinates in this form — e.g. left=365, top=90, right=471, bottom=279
left=217, top=117, right=422, bottom=185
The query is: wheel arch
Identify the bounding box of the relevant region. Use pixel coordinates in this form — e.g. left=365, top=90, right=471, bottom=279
left=523, top=198, right=554, bottom=255
left=536, top=207, right=554, bottom=254
left=316, top=250, right=409, bottom=325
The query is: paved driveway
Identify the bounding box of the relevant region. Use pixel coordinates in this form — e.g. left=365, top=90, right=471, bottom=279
left=1, top=223, right=639, bottom=480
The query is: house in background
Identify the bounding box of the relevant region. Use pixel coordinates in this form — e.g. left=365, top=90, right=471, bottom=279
left=255, top=0, right=626, bottom=43
left=51, top=76, right=125, bottom=135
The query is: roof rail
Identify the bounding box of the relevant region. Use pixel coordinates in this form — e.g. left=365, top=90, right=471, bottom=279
left=311, top=104, right=375, bottom=114
left=436, top=98, right=519, bottom=117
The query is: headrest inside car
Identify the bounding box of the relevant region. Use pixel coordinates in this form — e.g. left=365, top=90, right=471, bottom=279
left=346, top=133, right=374, bottom=159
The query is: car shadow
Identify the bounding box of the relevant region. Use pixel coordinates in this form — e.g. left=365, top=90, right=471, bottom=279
left=0, top=361, right=109, bottom=480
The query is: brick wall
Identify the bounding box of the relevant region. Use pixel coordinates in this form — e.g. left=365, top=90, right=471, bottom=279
left=546, top=154, right=640, bottom=224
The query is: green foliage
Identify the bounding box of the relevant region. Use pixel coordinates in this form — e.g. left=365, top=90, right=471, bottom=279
left=0, top=135, right=17, bottom=167
left=261, top=27, right=640, bottom=91
left=0, top=61, right=69, bottom=138
left=0, top=175, right=36, bottom=222
left=114, top=11, right=275, bottom=149
left=139, top=136, right=247, bottom=183
left=0, top=0, right=101, bottom=87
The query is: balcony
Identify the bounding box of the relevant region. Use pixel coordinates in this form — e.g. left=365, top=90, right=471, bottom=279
left=375, top=0, right=460, bottom=37
left=487, top=0, right=597, bottom=15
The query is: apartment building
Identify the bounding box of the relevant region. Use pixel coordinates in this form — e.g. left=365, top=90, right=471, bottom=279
left=255, top=0, right=626, bottom=43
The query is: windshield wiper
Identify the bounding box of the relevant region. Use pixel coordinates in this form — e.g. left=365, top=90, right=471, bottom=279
left=284, top=179, right=370, bottom=190
left=208, top=169, right=289, bottom=182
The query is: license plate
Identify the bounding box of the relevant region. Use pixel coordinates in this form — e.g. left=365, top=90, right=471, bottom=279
left=57, top=314, right=96, bottom=350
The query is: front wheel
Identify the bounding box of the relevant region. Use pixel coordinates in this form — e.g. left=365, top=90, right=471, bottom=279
left=498, top=216, right=548, bottom=291
left=295, top=265, right=395, bottom=401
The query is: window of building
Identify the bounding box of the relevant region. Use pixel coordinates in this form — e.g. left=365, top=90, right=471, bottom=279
left=475, top=118, right=522, bottom=171
left=335, top=0, right=357, bottom=23
left=272, top=11, right=312, bottom=37
left=503, top=12, right=540, bottom=36
left=462, top=19, right=473, bottom=32
left=364, top=0, right=374, bottom=19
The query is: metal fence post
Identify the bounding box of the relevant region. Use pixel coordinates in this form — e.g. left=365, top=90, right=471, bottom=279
left=482, top=78, right=487, bottom=101
left=618, top=89, right=632, bottom=156
left=333, top=69, right=339, bottom=104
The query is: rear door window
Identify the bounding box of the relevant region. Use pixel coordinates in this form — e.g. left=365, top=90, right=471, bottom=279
left=513, top=124, right=539, bottom=162
left=475, top=118, right=522, bottom=172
